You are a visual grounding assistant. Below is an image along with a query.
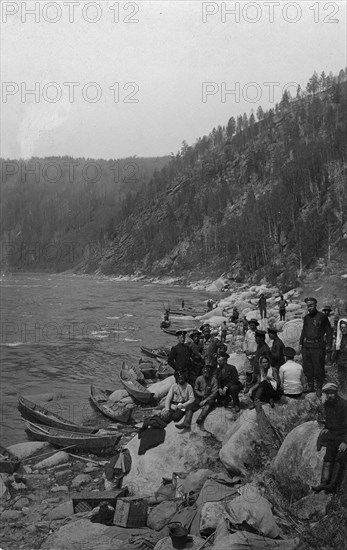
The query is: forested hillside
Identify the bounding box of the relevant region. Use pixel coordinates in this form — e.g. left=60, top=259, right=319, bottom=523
left=1, top=69, right=346, bottom=286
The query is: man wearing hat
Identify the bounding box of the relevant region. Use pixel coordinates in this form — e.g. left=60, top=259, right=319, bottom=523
left=242, top=319, right=259, bottom=355
left=300, top=298, right=333, bottom=397
left=279, top=347, right=304, bottom=397
left=216, top=352, right=242, bottom=412
left=312, top=383, right=347, bottom=493
left=268, top=327, right=285, bottom=369
left=186, top=330, right=204, bottom=386
left=168, top=331, right=192, bottom=375
left=200, top=324, right=219, bottom=371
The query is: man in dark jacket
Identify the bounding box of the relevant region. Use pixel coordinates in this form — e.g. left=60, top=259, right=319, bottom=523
left=312, top=383, right=347, bottom=493
left=200, top=324, right=219, bottom=371
left=300, top=297, right=333, bottom=397
left=268, top=327, right=285, bottom=369
left=186, top=330, right=204, bottom=385
left=216, top=351, right=242, bottom=412
left=168, top=331, right=191, bottom=376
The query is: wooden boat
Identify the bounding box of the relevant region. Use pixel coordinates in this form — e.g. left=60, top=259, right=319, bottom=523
left=138, top=360, right=157, bottom=380
left=0, top=445, right=22, bottom=474
left=169, top=309, right=205, bottom=317
left=120, top=362, right=155, bottom=404
left=89, top=385, right=133, bottom=424
left=18, top=396, right=99, bottom=434
left=141, top=346, right=169, bottom=360
left=122, top=360, right=145, bottom=384
left=24, top=421, right=121, bottom=454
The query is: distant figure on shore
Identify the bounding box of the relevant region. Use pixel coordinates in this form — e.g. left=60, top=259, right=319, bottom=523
left=247, top=355, right=281, bottom=409
left=164, top=309, right=170, bottom=322
left=220, top=321, right=228, bottom=343
left=312, top=383, right=347, bottom=494
left=207, top=299, right=213, bottom=311
left=278, top=295, right=288, bottom=321
left=333, top=319, right=347, bottom=394
left=279, top=347, right=304, bottom=397
left=268, top=327, right=285, bottom=369
left=300, top=297, right=333, bottom=397
left=257, top=293, right=267, bottom=319
left=181, top=300, right=185, bottom=309
left=229, top=307, right=239, bottom=324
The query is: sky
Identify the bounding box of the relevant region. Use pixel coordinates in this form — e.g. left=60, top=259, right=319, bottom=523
left=1, top=0, right=346, bottom=159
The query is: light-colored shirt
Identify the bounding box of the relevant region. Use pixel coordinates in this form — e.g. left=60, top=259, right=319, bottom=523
left=279, top=360, right=304, bottom=395
left=242, top=329, right=257, bottom=353
left=165, top=383, right=194, bottom=410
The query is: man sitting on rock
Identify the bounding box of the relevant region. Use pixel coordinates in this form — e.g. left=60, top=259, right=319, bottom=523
left=268, top=327, right=285, bottom=369
left=216, top=351, right=242, bottom=412
left=164, top=371, right=195, bottom=428
left=194, top=365, right=219, bottom=426
left=279, top=347, right=305, bottom=398
left=242, top=318, right=259, bottom=392
left=246, top=329, right=272, bottom=392
left=312, top=383, right=347, bottom=494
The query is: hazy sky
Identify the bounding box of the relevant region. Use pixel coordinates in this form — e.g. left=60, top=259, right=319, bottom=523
left=1, top=0, right=346, bottom=159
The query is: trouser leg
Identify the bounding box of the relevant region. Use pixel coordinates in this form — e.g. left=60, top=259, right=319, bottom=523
left=228, top=384, right=240, bottom=407
left=311, top=347, right=326, bottom=388
left=302, top=347, right=314, bottom=389
left=196, top=404, right=212, bottom=425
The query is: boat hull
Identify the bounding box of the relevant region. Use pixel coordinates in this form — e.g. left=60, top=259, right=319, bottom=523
left=89, top=385, right=133, bottom=423
left=120, top=363, right=155, bottom=404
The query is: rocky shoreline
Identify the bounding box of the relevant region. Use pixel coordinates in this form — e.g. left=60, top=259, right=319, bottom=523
left=1, top=281, right=346, bottom=550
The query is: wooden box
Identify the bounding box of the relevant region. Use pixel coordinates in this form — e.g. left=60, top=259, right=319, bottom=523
left=113, top=496, right=148, bottom=527
left=72, top=488, right=128, bottom=514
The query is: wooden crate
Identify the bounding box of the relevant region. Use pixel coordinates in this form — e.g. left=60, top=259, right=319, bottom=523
left=72, top=488, right=128, bottom=514
left=113, top=496, right=148, bottom=527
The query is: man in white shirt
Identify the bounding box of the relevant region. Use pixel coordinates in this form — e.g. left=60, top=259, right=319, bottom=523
left=279, top=347, right=305, bottom=397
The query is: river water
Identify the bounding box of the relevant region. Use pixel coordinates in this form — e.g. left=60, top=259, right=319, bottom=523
left=0, top=273, right=217, bottom=446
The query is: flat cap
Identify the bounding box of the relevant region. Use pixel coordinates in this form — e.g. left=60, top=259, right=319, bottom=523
left=304, top=297, right=317, bottom=304
left=248, top=318, right=259, bottom=326
left=322, top=383, right=338, bottom=393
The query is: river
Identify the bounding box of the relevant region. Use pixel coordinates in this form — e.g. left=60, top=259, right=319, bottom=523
left=0, top=272, right=218, bottom=446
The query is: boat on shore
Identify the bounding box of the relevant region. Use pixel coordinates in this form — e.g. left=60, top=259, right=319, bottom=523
left=18, top=396, right=99, bottom=434
left=89, top=385, right=133, bottom=424
left=122, top=360, right=146, bottom=384
left=141, top=346, right=169, bottom=360
left=0, top=445, right=22, bottom=474
left=24, top=421, right=121, bottom=454
left=120, top=362, right=155, bottom=404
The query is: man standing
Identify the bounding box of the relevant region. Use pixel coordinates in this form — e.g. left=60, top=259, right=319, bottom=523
left=278, top=295, right=288, bottom=321
left=220, top=321, right=228, bottom=343
left=200, top=324, right=219, bottom=371
left=186, top=330, right=204, bottom=385
left=268, top=327, right=285, bottom=369
left=312, top=383, right=347, bottom=494
left=257, top=294, right=267, bottom=319
left=168, top=331, right=191, bottom=376
left=300, top=297, right=333, bottom=397
left=333, top=319, right=347, bottom=394
left=279, top=347, right=305, bottom=397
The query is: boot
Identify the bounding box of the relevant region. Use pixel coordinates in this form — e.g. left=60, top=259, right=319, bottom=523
left=196, top=405, right=210, bottom=426
left=175, top=410, right=193, bottom=431
left=312, top=462, right=333, bottom=492
left=324, top=462, right=342, bottom=494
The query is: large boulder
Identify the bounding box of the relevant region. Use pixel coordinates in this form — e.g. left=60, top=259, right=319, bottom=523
left=272, top=421, right=325, bottom=487
left=281, top=319, right=303, bottom=351
left=125, top=415, right=219, bottom=497
left=219, top=410, right=260, bottom=474
left=203, top=408, right=237, bottom=442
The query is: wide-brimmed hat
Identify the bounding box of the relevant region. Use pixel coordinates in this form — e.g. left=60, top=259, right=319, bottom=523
left=190, top=330, right=201, bottom=338
left=217, top=343, right=228, bottom=352
left=322, top=383, right=338, bottom=393
left=248, top=318, right=259, bottom=326
left=283, top=346, right=296, bottom=358
left=175, top=330, right=187, bottom=337
left=267, top=327, right=278, bottom=334
left=217, top=351, right=230, bottom=359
